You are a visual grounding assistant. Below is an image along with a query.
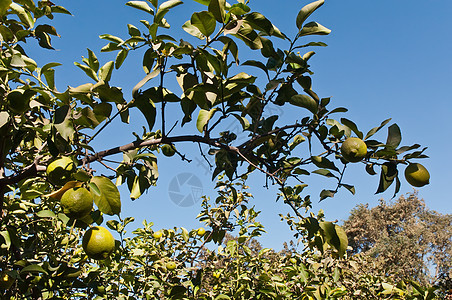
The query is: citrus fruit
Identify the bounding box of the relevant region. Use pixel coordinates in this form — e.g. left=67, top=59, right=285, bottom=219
left=405, top=163, right=430, bottom=187
left=341, top=137, right=367, bottom=163
left=60, top=187, right=93, bottom=219
left=82, top=226, right=116, bottom=260
left=46, top=157, right=76, bottom=186
left=7, top=90, right=30, bottom=114
left=197, top=227, right=206, bottom=236
left=166, top=261, right=177, bottom=271
left=0, top=271, right=14, bottom=290
left=153, top=231, right=163, bottom=239
left=161, top=144, right=176, bottom=157
left=213, top=271, right=221, bottom=279
left=289, top=258, right=297, bottom=264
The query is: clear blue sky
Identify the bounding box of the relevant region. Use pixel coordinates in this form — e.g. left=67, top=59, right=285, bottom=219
left=28, top=0, right=452, bottom=249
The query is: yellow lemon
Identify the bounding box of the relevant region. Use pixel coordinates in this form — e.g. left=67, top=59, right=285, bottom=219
left=46, top=157, right=76, bottom=186
left=82, top=226, right=115, bottom=260
left=197, top=227, right=206, bottom=236
left=341, top=137, right=367, bottom=163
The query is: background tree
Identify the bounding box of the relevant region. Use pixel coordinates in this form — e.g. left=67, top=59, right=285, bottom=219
left=343, top=192, right=452, bottom=286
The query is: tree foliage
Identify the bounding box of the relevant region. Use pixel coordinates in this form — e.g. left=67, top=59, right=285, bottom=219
left=343, top=192, right=452, bottom=287
left=0, top=0, right=442, bottom=298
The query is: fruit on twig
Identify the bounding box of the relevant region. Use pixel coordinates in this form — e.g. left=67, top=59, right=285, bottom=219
left=197, top=227, right=206, bottom=236
left=341, top=137, right=367, bottom=163
left=404, top=163, right=430, bottom=187
left=60, top=187, right=93, bottom=219
left=7, top=89, right=31, bottom=114
left=46, top=157, right=76, bottom=186
left=161, top=144, right=176, bottom=157
left=153, top=231, right=163, bottom=239
left=166, top=261, right=176, bottom=271
left=0, top=271, right=14, bottom=290
left=82, top=226, right=115, bottom=260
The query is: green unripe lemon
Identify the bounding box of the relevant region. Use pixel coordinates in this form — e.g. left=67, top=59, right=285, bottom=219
left=46, top=157, right=76, bottom=186
left=161, top=144, right=176, bottom=157
left=341, top=137, right=367, bottom=163
left=82, top=226, right=116, bottom=260
left=60, top=187, right=93, bottom=219
left=7, top=90, right=30, bottom=114
left=404, top=163, right=430, bottom=187
left=166, top=261, right=177, bottom=271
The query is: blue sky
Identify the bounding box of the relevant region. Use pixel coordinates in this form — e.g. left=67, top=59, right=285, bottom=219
left=27, top=0, right=452, bottom=249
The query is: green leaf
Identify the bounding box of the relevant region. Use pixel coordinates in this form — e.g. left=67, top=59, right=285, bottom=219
left=134, top=92, right=157, bottom=131
left=99, top=61, right=114, bottom=82
left=208, top=0, right=226, bottom=23
left=341, top=118, right=363, bottom=139
left=191, top=11, right=216, bottom=37
left=115, top=49, right=129, bottom=69
left=242, top=60, right=268, bottom=77
left=296, top=0, right=324, bottom=29
left=90, top=176, right=121, bottom=216
left=99, top=34, right=124, bottom=44
left=155, top=0, right=183, bottom=24
left=365, top=118, right=391, bottom=140
left=74, top=62, right=98, bottom=81
left=0, top=0, right=11, bottom=16
left=132, top=69, right=160, bottom=97
left=311, top=156, right=339, bottom=172
left=127, top=24, right=141, bottom=37
left=232, top=114, right=249, bottom=130
left=376, top=162, right=398, bottom=194
left=20, top=264, right=48, bottom=275
left=289, top=94, right=318, bottom=113
left=197, top=108, right=219, bottom=133
left=181, top=227, right=189, bottom=242
left=36, top=210, right=56, bottom=218
left=10, top=3, right=34, bottom=28
left=386, top=123, right=401, bottom=148
left=299, top=21, right=331, bottom=36
left=319, top=222, right=347, bottom=256
left=182, top=20, right=205, bottom=39
left=319, top=189, right=335, bottom=201
left=53, top=105, right=75, bottom=141
left=126, top=1, right=154, bottom=15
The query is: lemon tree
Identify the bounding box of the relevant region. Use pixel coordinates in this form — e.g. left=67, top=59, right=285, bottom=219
left=0, top=0, right=441, bottom=299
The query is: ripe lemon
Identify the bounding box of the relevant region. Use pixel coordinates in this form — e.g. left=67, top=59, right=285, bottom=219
left=46, top=157, right=76, bottom=186
left=60, top=187, right=93, bottom=219
left=166, top=261, right=177, bottom=271
left=197, top=227, right=206, bottom=236
left=405, top=163, right=430, bottom=187
left=161, top=144, right=176, bottom=157
left=153, top=231, right=163, bottom=239
left=82, top=226, right=116, bottom=260
left=0, top=271, right=14, bottom=290
left=341, top=137, right=367, bottom=163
